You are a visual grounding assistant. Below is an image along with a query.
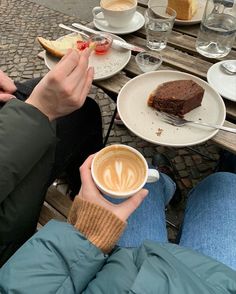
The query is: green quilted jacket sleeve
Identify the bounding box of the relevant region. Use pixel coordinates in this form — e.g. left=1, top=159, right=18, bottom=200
left=0, top=99, right=57, bottom=246
left=0, top=99, right=56, bottom=203
left=0, top=220, right=107, bottom=294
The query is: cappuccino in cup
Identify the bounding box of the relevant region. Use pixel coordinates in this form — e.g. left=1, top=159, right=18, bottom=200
left=92, top=144, right=159, bottom=198
left=103, top=0, right=135, bottom=11
left=92, top=0, right=137, bottom=28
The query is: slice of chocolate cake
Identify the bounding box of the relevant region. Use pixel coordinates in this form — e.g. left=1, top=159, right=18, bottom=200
left=148, top=79, right=204, bottom=116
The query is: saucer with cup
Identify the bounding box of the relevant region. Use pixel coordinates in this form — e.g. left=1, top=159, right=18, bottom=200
left=92, top=0, right=145, bottom=34
left=91, top=144, right=159, bottom=199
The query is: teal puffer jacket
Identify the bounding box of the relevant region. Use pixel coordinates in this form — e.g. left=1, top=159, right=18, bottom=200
left=0, top=220, right=235, bottom=294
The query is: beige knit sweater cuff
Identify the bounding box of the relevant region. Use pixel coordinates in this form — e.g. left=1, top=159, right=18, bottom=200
left=68, top=198, right=126, bottom=253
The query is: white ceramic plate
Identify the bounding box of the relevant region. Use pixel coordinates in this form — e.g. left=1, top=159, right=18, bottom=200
left=117, top=70, right=226, bottom=147
left=43, top=33, right=131, bottom=81
left=93, top=11, right=145, bottom=35
left=207, top=60, right=236, bottom=102
left=175, top=0, right=205, bottom=25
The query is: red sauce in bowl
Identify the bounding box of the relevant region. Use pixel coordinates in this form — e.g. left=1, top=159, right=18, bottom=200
left=76, top=35, right=112, bottom=55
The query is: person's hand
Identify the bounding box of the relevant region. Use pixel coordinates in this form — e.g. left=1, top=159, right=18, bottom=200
left=0, top=70, right=17, bottom=102
left=26, top=48, right=94, bottom=121
left=76, top=155, right=149, bottom=222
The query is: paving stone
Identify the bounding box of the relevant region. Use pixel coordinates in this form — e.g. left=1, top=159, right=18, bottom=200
left=179, top=170, right=190, bottom=178
left=180, top=178, right=192, bottom=189
left=173, top=156, right=182, bottom=164
left=198, top=163, right=212, bottom=172
left=184, top=156, right=194, bottom=167
left=190, top=168, right=201, bottom=179
left=144, top=147, right=155, bottom=157
left=175, top=162, right=186, bottom=171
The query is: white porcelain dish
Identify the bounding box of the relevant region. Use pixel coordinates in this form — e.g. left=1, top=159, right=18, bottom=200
left=43, top=33, right=131, bottom=81
left=117, top=70, right=226, bottom=147
left=207, top=60, right=236, bottom=102
left=93, top=11, right=145, bottom=35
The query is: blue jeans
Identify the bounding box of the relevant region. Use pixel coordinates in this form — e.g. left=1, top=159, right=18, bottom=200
left=107, top=172, right=236, bottom=271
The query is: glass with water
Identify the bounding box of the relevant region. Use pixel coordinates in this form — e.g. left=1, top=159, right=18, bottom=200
left=145, top=6, right=176, bottom=51
left=196, top=0, right=236, bottom=58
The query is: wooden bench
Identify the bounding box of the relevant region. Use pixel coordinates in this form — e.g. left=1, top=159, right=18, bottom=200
left=38, top=185, right=72, bottom=229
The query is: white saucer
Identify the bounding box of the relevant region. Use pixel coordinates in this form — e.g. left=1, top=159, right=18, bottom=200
left=207, top=60, right=236, bottom=102
left=93, top=11, right=145, bottom=35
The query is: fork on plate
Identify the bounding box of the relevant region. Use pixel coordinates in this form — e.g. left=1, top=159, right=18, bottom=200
left=157, top=111, right=236, bottom=134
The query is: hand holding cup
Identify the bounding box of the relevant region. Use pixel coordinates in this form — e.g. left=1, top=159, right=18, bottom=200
left=72, top=154, right=149, bottom=222
left=91, top=144, right=159, bottom=199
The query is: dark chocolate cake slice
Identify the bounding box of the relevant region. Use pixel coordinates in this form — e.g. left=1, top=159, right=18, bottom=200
left=148, top=79, right=204, bottom=116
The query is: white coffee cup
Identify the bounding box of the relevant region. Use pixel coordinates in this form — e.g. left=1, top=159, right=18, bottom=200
left=92, top=0, right=137, bottom=28
left=91, top=144, right=159, bottom=198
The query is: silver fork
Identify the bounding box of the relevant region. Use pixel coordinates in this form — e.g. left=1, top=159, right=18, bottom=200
left=157, top=111, right=236, bottom=134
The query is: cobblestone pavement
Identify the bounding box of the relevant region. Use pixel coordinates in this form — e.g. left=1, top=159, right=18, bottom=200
left=0, top=0, right=221, bottom=239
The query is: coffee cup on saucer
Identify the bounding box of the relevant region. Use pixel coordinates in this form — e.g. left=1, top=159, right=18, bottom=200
left=92, top=0, right=137, bottom=28
left=91, top=144, right=159, bottom=198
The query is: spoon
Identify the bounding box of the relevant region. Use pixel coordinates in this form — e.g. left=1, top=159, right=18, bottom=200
left=220, top=61, right=236, bottom=75
left=59, top=24, right=90, bottom=39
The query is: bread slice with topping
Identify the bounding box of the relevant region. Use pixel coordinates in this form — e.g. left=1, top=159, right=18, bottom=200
left=37, top=34, right=83, bottom=58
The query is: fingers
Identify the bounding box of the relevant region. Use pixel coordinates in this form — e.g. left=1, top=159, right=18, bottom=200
left=0, top=94, right=16, bottom=102
left=75, top=66, right=94, bottom=106
left=59, top=48, right=73, bottom=63
left=67, top=48, right=92, bottom=86
left=117, top=189, right=149, bottom=221
left=54, top=49, right=80, bottom=77
left=79, top=154, right=96, bottom=188
left=0, top=72, right=17, bottom=93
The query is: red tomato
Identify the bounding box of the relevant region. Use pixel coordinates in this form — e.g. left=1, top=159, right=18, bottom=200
left=76, top=40, right=89, bottom=51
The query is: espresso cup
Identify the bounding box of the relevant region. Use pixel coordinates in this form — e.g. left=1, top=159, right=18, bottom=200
left=91, top=144, right=159, bottom=198
left=92, top=0, right=137, bottom=28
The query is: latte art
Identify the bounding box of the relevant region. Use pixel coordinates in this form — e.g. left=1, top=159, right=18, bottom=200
left=93, top=147, right=146, bottom=194
left=103, top=160, right=141, bottom=192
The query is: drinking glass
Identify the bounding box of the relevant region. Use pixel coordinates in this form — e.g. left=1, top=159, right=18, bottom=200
left=145, top=5, right=176, bottom=51
left=135, top=52, right=162, bottom=72
left=196, top=0, right=236, bottom=58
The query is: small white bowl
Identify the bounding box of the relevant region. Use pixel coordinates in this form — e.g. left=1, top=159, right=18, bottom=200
left=135, top=52, right=162, bottom=72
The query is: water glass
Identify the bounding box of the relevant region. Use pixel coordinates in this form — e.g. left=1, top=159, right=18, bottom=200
left=196, top=0, right=236, bottom=58
left=135, top=52, right=162, bottom=72
left=145, top=5, right=176, bottom=51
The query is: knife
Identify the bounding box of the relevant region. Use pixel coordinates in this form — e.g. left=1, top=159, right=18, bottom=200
left=71, top=22, right=145, bottom=52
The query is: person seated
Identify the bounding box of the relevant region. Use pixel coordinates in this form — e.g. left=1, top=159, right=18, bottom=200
left=0, top=152, right=235, bottom=293
left=0, top=48, right=103, bottom=265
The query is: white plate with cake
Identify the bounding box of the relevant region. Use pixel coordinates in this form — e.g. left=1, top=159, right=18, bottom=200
left=117, top=70, right=226, bottom=147
left=38, top=33, right=131, bottom=81
left=148, top=0, right=205, bottom=26
left=174, top=0, right=206, bottom=26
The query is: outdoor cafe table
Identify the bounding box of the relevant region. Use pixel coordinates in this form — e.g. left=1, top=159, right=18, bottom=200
left=88, top=0, right=236, bottom=154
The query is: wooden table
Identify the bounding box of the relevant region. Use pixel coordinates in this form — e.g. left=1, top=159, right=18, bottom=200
left=90, top=1, right=236, bottom=153
left=37, top=0, right=236, bottom=226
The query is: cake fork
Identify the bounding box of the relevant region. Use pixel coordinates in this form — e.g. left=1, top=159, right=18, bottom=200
left=157, top=112, right=236, bottom=134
